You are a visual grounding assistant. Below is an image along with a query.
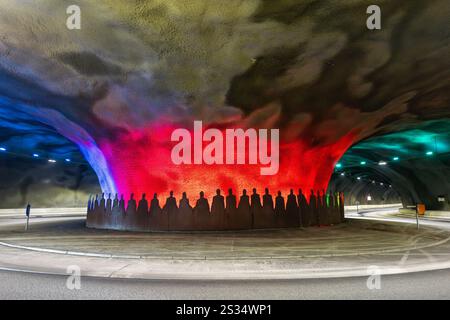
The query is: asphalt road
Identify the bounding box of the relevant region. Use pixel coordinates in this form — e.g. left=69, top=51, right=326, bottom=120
left=0, top=206, right=449, bottom=299
left=1, top=268, right=449, bottom=299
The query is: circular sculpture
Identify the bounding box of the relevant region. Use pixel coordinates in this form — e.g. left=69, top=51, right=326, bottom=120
left=87, top=189, right=345, bottom=232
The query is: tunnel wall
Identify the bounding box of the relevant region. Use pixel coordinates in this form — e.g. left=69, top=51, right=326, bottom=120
left=0, top=155, right=100, bottom=208
left=329, top=154, right=450, bottom=210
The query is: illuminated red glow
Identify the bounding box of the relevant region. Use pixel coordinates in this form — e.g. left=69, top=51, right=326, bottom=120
left=99, top=121, right=359, bottom=200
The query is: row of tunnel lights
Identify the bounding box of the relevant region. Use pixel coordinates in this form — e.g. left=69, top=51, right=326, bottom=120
left=335, top=151, right=435, bottom=169
left=0, top=147, right=72, bottom=163
left=334, top=152, right=436, bottom=189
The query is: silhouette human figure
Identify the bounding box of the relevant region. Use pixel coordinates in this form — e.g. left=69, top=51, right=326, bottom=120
left=225, top=189, right=237, bottom=229
left=259, top=188, right=275, bottom=228
left=212, top=189, right=225, bottom=213
left=164, top=191, right=177, bottom=210
left=194, top=191, right=210, bottom=230
left=297, top=189, right=308, bottom=227
left=176, top=192, right=193, bottom=230
left=250, top=188, right=262, bottom=228
left=238, top=189, right=250, bottom=210
left=119, top=194, right=125, bottom=212
left=113, top=193, right=119, bottom=208
left=238, top=189, right=251, bottom=229
left=138, top=193, right=149, bottom=214
left=106, top=193, right=112, bottom=214
left=251, top=189, right=262, bottom=209
left=164, top=191, right=178, bottom=230
left=179, top=192, right=191, bottom=210
left=94, top=194, right=99, bottom=210
left=286, top=189, right=299, bottom=227
left=150, top=193, right=161, bottom=213
left=195, top=191, right=210, bottom=212
left=100, top=193, right=106, bottom=212
left=126, top=193, right=137, bottom=214
left=211, top=189, right=225, bottom=229
left=226, top=189, right=237, bottom=212
left=309, top=190, right=318, bottom=226
left=263, top=188, right=274, bottom=209
left=275, top=191, right=285, bottom=214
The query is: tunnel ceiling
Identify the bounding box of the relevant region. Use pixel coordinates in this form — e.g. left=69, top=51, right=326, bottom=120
left=0, top=0, right=449, bottom=202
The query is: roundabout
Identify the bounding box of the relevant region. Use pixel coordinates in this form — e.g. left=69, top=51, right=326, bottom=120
left=1, top=207, right=450, bottom=281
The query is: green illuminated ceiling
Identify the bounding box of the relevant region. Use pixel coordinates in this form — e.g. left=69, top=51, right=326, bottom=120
left=338, top=119, right=450, bottom=168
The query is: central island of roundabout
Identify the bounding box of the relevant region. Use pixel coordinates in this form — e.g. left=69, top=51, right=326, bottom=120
left=0, top=204, right=450, bottom=280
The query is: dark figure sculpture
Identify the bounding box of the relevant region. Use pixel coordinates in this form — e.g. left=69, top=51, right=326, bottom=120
left=259, top=188, right=275, bottom=229
left=109, top=193, right=121, bottom=229
left=275, top=191, right=286, bottom=227
left=211, top=189, right=226, bottom=230
left=297, top=189, right=308, bottom=227
left=275, top=191, right=285, bottom=214
left=179, top=192, right=191, bottom=210
left=149, top=193, right=166, bottom=231
left=286, top=189, right=300, bottom=227
left=212, top=189, right=225, bottom=212
left=226, top=189, right=237, bottom=229
left=238, top=189, right=251, bottom=229
left=177, top=192, right=193, bottom=230
left=309, top=190, right=318, bottom=226
left=94, top=194, right=99, bottom=210
left=126, top=193, right=137, bottom=214
left=113, top=193, right=119, bottom=208
left=226, top=189, right=237, bottom=212
left=119, top=194, right=125, bottom=212
left=138, top=193, right=149, bottom=214
left=194, top=191, right=210, bottom=230
left=164, top=191, right=178, bottom=230
left=263, top=188, right=274, bottom=209
left=195, top=191, right=210, bottom=212
left=99, top=193, right=106, bottom=212
left=106, top=193, right=112, bottom=214
left=150, top=193, right=161, bottom=213
left=250, top=188, right=262, bottom=228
